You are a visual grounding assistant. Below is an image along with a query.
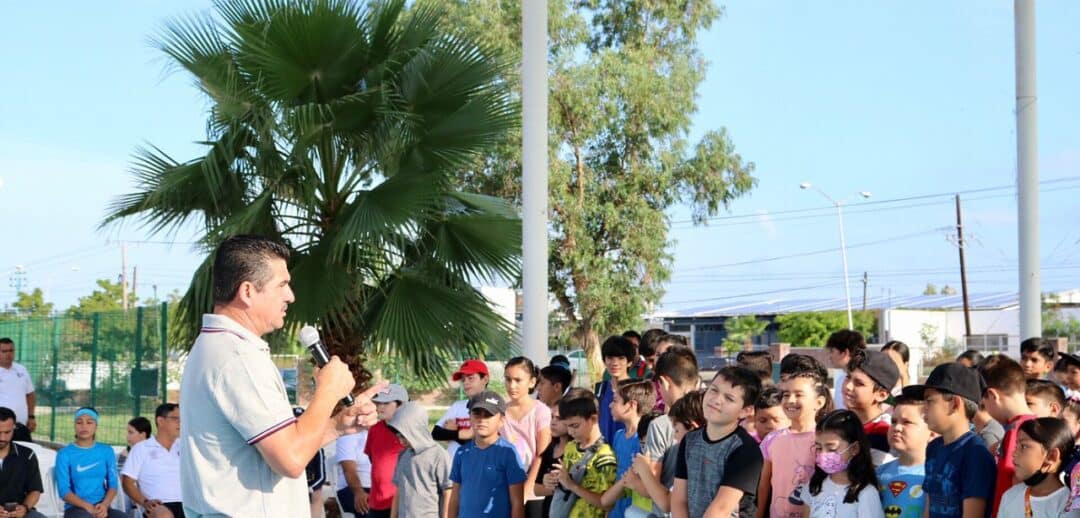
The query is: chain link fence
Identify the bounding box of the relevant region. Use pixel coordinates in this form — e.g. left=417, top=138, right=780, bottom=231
left=0, top=304, right=175, bottom=446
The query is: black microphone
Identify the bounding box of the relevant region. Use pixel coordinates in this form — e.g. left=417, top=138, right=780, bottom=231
left=299, top=325, right=354, bottom=407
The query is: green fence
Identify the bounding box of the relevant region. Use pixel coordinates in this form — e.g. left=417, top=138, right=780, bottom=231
left=0, top=304, right=173, bottom=446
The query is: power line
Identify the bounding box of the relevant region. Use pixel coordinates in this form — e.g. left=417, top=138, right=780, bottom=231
left=675, top=228, right=947, bottom=273
left=669, top=175, right=1080, bottom=227
left=660, top=282, right=842, bottom=306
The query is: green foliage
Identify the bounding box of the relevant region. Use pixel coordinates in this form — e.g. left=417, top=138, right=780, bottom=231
left=11, top=288, right=53, bottom=317
left=775, top=311, right=876, bottom=347
left=67, top=279, right=133, bottom=318
left=923, top=283, right=938, bottom=295
left=101, top=0, right=521, bottom=384
left=721, top=315, right=767, bottom=353
left=441, top=0, right=756, bottom=369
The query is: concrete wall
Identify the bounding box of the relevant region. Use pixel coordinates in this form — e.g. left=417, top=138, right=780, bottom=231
left=882, top=308, right=1021, bottom=378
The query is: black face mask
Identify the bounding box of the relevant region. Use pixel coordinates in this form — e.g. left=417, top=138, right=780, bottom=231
left=1023, top=468, right=1050, bottom=487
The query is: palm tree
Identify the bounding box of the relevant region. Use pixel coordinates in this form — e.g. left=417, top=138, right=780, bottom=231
left=723, top=315, right=768, bottom=354
left=102, top=0, right=521, bottom=384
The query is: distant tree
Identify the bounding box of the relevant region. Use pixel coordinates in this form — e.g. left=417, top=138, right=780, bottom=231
left=923, top=283, right=938, bottom=295
left=67, top=279, right=132, bottom=318
left=12, top=288, right=54, bottom=317
left=941, top=285, right=957, bottom=295
left=441, top=0, right=756, bottom=379
left=723, top=315, right=768, bottom=352
left=775, top=311, right=876, bottom=347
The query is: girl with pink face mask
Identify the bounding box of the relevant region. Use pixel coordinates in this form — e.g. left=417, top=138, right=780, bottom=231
left=789, top=409, right=884, bottom=518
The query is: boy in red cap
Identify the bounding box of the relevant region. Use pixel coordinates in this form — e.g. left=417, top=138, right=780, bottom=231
left=433, top=359, right=490, bottom=460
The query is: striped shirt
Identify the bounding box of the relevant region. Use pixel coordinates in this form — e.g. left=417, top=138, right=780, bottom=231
left=179, top=314, right=308, bottom=517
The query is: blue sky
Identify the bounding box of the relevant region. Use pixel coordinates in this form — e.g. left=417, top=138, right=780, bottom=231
left=1, top=2, right=1078, bottom=312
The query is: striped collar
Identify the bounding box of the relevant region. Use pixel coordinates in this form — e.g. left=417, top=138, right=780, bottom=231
left=200, top=314, right=270, bottom=351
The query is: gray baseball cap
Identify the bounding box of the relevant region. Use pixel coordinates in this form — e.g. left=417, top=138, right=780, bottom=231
left=372, top=383, right=409, bottom=404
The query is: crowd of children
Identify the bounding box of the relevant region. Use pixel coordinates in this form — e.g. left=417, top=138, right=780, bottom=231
left=373, top=330, right=1080, bottom=518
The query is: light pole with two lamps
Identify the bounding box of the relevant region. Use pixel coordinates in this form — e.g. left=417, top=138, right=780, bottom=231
left=799, top=182, right=871, bottom=330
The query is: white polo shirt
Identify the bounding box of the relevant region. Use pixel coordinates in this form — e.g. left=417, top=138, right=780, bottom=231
left=179, top=314, right=308, bottom=518
left=121, top=435, right=182, bottom=503
left=0, top=362, right=34, bottom=424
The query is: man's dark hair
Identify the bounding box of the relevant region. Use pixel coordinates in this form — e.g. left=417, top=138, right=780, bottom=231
left=539, top=364, right=572, bottom=392
left=1026, top=379, right=1066, bottom=411
left=212, top=235, right=291, bottom=305
left=0, top=406, right=15, bottom=424
left=155, top=402, right=179, bottom=421
left=129, top=416, right=152, bottom=438
left=0, top=338, right=12, bottom=347
left=824, top=330, right=866, bottom=353
left=755, top=386, right=784, bottom=410
left=621, top=330, right=642, bottom=342
left=1020, top=337, right=1057, bottom=362
left=653, top=347, right=699, bottom=388
left=736, top=351, right=774, bottom=383
left=956, top=349, right=985, bottom=367
left=713, top=366, right=762, bottom=408
left=601, top=336, right=636, bottom=361
left=978, top=354, right=1026, bottom=395
left=639, top=328, right=667, bottom=357
left=558, top=387, right=600, bottom=419
left=780, top=353, right=828, bottom=382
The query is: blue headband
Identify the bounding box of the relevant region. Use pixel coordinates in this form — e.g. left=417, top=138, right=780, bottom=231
left=550, top=360, right=571, bottom=372
left=74, top=408, right=99, bottom=422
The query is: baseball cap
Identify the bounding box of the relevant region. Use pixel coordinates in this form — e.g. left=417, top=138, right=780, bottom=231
left=851, top=350, right=899, bottom=391
left=372, top=383, right=409, bottom=404
left=1058, top=352, right=1080, bottom=369
left=902, top=362, right=986, bottom=404
left=452, top=359, right=489, bottom=381
left=467, top=391, right=506, bottom=415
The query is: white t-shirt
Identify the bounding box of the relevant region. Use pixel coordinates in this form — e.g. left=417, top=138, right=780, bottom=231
left=121, top=436, right=183, bottom=503
left=793, top=478, right=885, bottom=518
left=0, top=362, right=34, bottom=424
left=997, top=483, right=1073, bottom=518
left=335, top=431, right=372, bottom=490
left=436, top=400, right=471, bottom=459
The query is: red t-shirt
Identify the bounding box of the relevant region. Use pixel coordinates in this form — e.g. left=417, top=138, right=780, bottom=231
left=363, top=420, right=404, bottom=511
left=992, top=413, right=1035, bottom=517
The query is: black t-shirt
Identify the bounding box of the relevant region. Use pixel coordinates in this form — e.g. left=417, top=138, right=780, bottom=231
left=675, top=425, right=763, bottom=518
left=0, top=443, right=44, bottom=504
left=535, top=440, right=562, bottom=518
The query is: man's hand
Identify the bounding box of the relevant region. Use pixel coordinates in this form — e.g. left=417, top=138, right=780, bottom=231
left=26, top=417, right=36, bottom=433
left=336, top=380, right=388, bottom=434
left=354, top=488, right=370, bottom=514
left=143, top=499, right=163, bottom=512
left=12, top=504, right=27, bottom=518
left=315, top=356, right=358, bottom=402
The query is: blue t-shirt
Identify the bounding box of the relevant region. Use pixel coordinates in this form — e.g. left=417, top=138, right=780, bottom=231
left=55, top=442, right=120, bottom=510
left=596, top=381, right=626, bottom=444
left=611, top=428, right=641, bottom=518
left=923, top=431, right=996, bottom=518
left=450, top=437, right=527, bottom=518
left=877, top=460, right=926, bottom=518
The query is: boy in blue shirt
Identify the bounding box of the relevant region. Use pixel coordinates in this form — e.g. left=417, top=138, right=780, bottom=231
left=902, top=363, right=996, bottom=518
left=448, top=391, right=526, bottom=518
left=594, top=336, right=636, bottom=443
left=877, top=395, right=931, bottom=518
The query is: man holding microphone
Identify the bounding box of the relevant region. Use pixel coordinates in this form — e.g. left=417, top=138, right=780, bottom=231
left=180, top=235, right=384, bottom=517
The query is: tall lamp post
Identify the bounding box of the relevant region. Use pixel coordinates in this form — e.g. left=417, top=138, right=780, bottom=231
left=800, top=182, right=871, bottom=330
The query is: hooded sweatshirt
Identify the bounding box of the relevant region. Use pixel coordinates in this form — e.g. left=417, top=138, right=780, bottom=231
left=390, top=402, right=453, bottom=517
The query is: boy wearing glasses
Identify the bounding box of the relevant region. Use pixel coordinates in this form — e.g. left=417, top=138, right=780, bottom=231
left=903, top=363, right=996, bottom=518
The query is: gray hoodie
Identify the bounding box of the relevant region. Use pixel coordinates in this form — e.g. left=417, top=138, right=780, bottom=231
left=390, top=402, right=452, bottom=517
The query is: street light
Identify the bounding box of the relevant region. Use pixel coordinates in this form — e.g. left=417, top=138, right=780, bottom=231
left=800, top=182, right=872, bottom=330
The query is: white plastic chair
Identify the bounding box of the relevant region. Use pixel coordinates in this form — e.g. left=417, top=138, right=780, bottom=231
left=13, top=442, right=60, bottom=518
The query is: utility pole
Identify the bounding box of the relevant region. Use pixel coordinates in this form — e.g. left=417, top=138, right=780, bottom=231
left=956, top=195, right=973, bottom=340
left=1015, top=0, right=1041, bottom=340
left=521, top=0, right=550, bottom=362
left=132, top=266, right=138, bottom=305
left=121, top=242, right=128, bottom=312
left=861, top=272, right=869, bottom=312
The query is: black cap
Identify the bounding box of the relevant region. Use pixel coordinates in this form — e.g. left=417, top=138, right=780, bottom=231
left=902, top=362, right=986, bottom=404
left=467, top=391, right=506, bottom=415
left=853, top=350, right=900, bottom=391
left=1059, top=352, right=1080, bottom=369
